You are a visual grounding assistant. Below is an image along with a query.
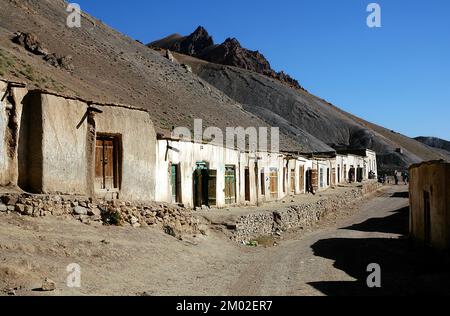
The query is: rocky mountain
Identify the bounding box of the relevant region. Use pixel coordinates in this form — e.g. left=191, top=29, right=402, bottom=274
left=415, top=137, right=450, bottom=152
left=149, top=27, right=303, bottom=90
left=415, top=137, right=450, bottom=159
left=150, top=30, right=448, bottom=172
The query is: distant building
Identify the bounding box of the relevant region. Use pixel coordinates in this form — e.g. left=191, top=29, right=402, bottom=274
left=409, top=161, right=450, bottom=250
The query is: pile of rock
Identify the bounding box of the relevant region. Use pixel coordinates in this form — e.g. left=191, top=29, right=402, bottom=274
left=0, top=193, right=203, bottom=238
left=12, top=32, right=74, bottom=72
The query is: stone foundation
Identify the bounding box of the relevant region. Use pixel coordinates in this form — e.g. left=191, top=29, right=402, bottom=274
left=0, top=193, right=205, bottom=238
left=217, top=181, right=382, bottom=242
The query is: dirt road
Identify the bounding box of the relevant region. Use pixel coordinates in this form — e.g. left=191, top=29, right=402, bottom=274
left=1, top=185, right=448, bottom=296
left=228, top=185, right=449, bottom=296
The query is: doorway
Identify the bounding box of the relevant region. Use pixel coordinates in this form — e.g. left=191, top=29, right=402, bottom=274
left=245, top=168, right=251, bottom=202
left=225, top=166, right=236, bottom=205
left=269, top=168, right=278, bottom=199
left=193, top=162, right=216, bottom=208
left=171, top=164, right=181, bottom=204
left=95, top=135, right=120, bottom=191
left=290, top=169, right=296, bottom=194
left=299, top=166, right=305, bottom=193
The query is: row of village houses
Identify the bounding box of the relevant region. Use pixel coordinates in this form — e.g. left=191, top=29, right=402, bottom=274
left=0, top=79, right=378, bottom=209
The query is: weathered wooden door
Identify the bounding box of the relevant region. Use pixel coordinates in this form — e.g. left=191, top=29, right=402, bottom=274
left=311, top=169, right=318, bottom=192
left=299, top=166, right=305, bottom=193
left=290, top=169, right=295, bottom=194
left=193, top=163, right=208, bottom=208
left=260, top=171, right=266, bottom=196
left=225, top=166, right=236, bottom=205
left=208, top=170, right=217, bottom=207
left=171, top=164, right=181, bottom=203
left=244, top=168, right=251, bottom=202
left=269, top=169, right=278, bottom=199
left=95, top=137, right=118, bottom=190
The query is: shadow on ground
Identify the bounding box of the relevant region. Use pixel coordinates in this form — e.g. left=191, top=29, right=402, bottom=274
left=341, top=206, right=409, bottom=235
left=309, top=200, right=450, bottom=296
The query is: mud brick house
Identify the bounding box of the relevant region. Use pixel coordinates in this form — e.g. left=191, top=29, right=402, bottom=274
left=0, top=79, right=157, bottom=201
left=409, top=161, right=450, bottom=250
left=1, top=78, right=378, bottom=209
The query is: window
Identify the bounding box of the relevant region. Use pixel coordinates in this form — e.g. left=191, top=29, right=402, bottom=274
left=95, top=135, right=121, bottom=191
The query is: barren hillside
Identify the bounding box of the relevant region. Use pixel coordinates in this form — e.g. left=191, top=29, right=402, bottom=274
left=0, top=0, right=322, bottom=152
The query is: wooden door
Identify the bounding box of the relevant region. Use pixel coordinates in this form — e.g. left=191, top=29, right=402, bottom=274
left=171, top=164, right=181, bottom=203
left=269, top=169, right=278, bottom=199
left=225, top=166, right=236, bottom=205
left=244, top=168, right=250, bottom=202
left=331, top=168, right=336, bottom=186
left=260, top=171, right=266, bottom=196
left=299, top=166, right=305, bottom=193
left=311, top=169, right=318, bottom=192
left=208, top=170, right=217, bottom=207
left=290, top=169, right=295, bottom=193
left=95, top=137, right=118, bottom=190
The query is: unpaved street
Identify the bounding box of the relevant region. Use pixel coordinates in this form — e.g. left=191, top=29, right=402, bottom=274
left=228, top=185, right=449, bottom=296
left=1, top=185, right=449, bottom=296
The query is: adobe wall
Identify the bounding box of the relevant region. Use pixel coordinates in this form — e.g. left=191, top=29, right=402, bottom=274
left=0, top=82, right=28, bottom=187
left=22, top=92, right=156, bottom=202
left=409, top=162, right=450, bottom=249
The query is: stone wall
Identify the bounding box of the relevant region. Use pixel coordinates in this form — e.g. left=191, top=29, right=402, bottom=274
left=223, top=181, right=382, bottom=242
left=0, top=193, right=205, bottom=238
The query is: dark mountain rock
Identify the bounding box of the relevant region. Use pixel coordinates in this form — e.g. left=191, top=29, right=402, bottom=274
left=149, top=27, right=303, bottom=90
left=12, top=32, right=47, bottom=56
left=149, top=26, right=213, bottom=57
left=415, top=137, right=450, bottom=152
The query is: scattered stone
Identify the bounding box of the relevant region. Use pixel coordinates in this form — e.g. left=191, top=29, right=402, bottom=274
left=0, top=204, right=7, bottom=212
left=12, top=32, right=48, bottom=55
left=88, top=208, right=101, bottom=217
left=41, top=278, right=56, bottom=292
left=73, top=206, right=88, bottom=215
left=15, top=204, right=25, bottom=214
left=2, top=195, right=18, bottom=206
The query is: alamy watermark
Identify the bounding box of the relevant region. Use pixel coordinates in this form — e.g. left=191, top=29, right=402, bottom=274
left=172, top=119, right=280, bottom=153
left=367, top=263, right=382, bottom=288
left=66, top=263, right=82, bottom=288
left=66, top=3, right=81, bottom=28
left=367, top=3, right=382, bottom=28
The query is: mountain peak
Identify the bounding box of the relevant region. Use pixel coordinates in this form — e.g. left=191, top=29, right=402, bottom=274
left=150, top=27, right=304, bottom=90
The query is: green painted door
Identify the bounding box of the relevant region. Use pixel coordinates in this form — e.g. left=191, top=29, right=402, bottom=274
left=225, top=166, right=236, bottom=205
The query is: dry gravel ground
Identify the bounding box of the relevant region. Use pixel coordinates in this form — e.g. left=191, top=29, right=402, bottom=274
left=0, top=185, right=449, bottom=296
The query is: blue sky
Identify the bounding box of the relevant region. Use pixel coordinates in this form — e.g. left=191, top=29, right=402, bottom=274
left=77, top=0, right=450, bottom=140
